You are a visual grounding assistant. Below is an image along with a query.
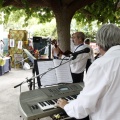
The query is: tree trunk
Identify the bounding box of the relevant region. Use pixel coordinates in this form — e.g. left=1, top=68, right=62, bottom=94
left=55, top=11, right=72, bottom=52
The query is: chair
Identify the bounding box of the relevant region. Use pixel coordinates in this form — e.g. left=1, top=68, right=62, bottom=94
left=14, top=53, right=24, bottom=69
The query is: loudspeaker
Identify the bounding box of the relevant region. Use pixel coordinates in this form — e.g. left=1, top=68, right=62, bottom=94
left=33, top=37, right=42, bottom=42
left=33, top=37, right=47, bottom=55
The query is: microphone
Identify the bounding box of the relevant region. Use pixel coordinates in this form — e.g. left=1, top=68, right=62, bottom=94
left=72, top=48, right=90, bottom=60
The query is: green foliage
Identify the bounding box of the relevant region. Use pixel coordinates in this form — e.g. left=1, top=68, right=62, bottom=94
left=0, top=6, right=54, bottom=27
left=32, top=19, right=57, bottom=39
left=72, top=0, right=120, bottom=40
left=31, top=7, right=54, bottom=23
left=0, top=0, right=4, bottom=8
left=1, top=0, right=119, bottom=28
left=74, top=0, right=120, bottom=25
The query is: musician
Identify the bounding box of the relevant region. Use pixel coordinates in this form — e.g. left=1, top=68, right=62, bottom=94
left=57, top=23, right=120, bottom=120
left=51, top=39, right=63, bottom=59
left=64, top=32, right=90, bottom=83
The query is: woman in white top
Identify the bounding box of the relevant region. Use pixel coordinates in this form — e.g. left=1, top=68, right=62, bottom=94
left=51, top=39, right=63, bottom=59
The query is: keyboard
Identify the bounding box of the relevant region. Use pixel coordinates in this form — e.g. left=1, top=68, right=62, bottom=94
left=19, top=83, right=83, bottom=120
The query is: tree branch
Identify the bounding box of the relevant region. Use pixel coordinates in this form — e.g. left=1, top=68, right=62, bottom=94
left=2, top=0, right=50, bottom=8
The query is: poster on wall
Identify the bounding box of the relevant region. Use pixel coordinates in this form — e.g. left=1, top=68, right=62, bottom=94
left=18, top=41, right=23, bottom=49
left=10, top=39, right=15, bottom=47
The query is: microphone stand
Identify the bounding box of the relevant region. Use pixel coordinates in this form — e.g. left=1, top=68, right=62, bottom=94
left=14, top=77, right=34, bottom=92
left=14, top=56, right=74, bottom=92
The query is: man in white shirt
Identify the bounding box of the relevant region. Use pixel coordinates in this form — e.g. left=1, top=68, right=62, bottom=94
left=57, top=24, right=120, bottom=120
left=64, top=32, right=90, bottom=83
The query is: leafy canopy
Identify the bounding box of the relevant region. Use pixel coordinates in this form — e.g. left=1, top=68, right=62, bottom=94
left=0, top=0, right=120, bottom=26
left=74, top=0, right=120, bottom=24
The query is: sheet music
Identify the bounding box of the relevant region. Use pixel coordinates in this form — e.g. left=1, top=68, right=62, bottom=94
left=53, top=59, right=73, bottom=83
left=37, top=61, right=57, bottom=86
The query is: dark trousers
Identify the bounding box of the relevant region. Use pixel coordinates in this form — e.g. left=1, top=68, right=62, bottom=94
left=86, top=59, right=92, bottom=73
left=71, top=72, right=84, bottom=83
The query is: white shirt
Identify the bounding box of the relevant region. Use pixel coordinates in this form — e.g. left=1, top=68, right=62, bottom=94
left=64, top=45, right=120, bottom=120
left=85, top=44, right=94, bottom=62
left=52, top=45, right=59, bottom=57
left=70, top=44, right=90, bottom=73
left=28, top=39, right=33, bottom=48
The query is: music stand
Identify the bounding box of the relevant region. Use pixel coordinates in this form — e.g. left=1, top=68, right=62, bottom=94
left=23, top=49, right=41, bottom=90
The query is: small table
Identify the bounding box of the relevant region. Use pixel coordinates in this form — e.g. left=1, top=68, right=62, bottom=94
left=0, top=57, right=11, bottom=76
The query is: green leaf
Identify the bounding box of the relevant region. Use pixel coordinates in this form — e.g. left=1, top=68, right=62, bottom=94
left=0, top=0, right=4, bottom=8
